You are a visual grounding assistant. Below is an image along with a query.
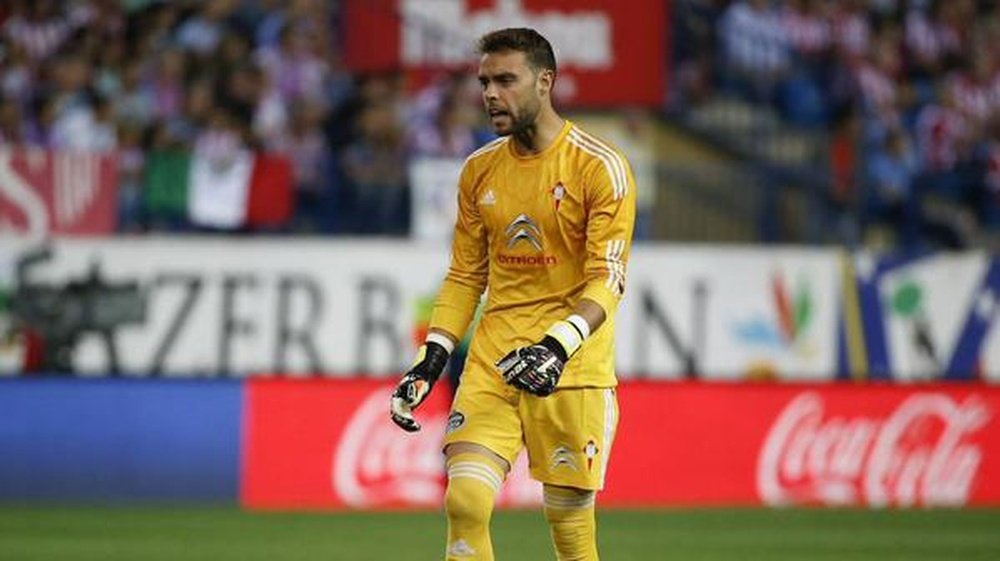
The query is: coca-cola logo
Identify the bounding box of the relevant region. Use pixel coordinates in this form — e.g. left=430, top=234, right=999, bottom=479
left=332, top=388, right=448, bottom=507
left=757, top=392, right=991, bottom=507
left=331, top=387, right=542, bottom=508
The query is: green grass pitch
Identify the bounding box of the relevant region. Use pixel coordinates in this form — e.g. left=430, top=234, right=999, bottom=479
left=1, top=505, right=998, bottom=560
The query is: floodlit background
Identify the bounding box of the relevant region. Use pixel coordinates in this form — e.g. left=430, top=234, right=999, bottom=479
left=1, top=1, right=999, bottom=560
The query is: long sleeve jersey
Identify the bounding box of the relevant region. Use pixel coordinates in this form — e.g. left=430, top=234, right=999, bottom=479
left=429, top=120, right=636, bottom=388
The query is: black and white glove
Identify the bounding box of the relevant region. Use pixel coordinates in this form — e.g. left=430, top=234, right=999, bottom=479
left=497, top=316, right=591, bottom=396
left=496, top=335, right=568, bottom=397
left=390, top=341, right=450, bottom=432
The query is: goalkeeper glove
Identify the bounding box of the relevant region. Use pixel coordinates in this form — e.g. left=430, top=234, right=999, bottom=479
left=390, top=340, right=450, bottom=432
left=496, top=316, right=589, bottom=397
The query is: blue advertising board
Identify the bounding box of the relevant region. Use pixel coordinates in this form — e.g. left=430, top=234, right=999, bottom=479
left=0, top=379, right=242, bottom=501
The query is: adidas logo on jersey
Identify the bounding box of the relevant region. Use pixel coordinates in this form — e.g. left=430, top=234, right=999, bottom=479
left=480, top=189, right=496, bottom=206
left=447, top=539, right=477, bottom=556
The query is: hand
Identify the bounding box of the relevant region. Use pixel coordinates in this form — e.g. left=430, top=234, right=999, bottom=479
left=390, top=341, right=450, bottom=432
left=496, top=336, right=567, bottom=397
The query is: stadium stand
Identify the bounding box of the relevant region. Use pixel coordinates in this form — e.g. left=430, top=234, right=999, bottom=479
left=3, top=0, right=1000, bottom=248
left=671, top=0, right=1000, bottom=250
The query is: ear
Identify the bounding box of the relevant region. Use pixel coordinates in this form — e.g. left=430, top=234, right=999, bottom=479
left=536, top=68, right=554, bottom=97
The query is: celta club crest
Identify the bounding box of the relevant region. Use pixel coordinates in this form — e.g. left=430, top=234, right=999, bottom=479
left=505, top=213, right=543, bottom=251
left=584, top=440, right=599, bottom=471
left=551, top=182, right=566, bottom=211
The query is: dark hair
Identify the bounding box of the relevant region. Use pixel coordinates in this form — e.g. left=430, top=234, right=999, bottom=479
left=477, top=28, right=556, bottom=75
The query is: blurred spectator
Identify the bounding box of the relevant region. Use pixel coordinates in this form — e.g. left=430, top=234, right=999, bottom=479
left=982, top=121, right=1000, bottom=226
left=865, top=127, right=920, bottom=246
left=831, top=0, right=871, bottom=63
left=164, top=77, right=214, bottom=147
left=116, top=123, right=145, bottom=232
left=269, top=99, right=334, bottom=233
left=28, top=95, right=58, bottom=147
left=777, top=0, right=834, bottom=125
left=784, top=0, right=832, bottom=62
left=828, top=104, right=864, bottom=244
left=719, top=0, right=791, bottom=102
left=904, top=0, right=963, bottom=81
left=2, top=0, right=89, bottom=62
left=341, top=101, right=409, bottom=236
left=855, top=24, right=904, bottom=129
left=0, top=42, right=34, bottom=103
left=255, top=19, right=329, bottom=106
left=218, top=62, right=263, bottom=135
left=670, top=0, right=720, bottom=108
left=255, top=0, right=327, bottom=49
left=52, top=93, right=117, bottom=152
left=409, top=88, right=481, bottom=158
left=174, top=0, right=234, bottom=56
left=147, top=48, right=187, bottom=122
left=114, top=59, right=155, bottom=127
left=194, top=106, right=248, bottom=172
left=947, top=47, right=996, bottom=128
left=914, top=85, right=969, bottom=175
left=0, top=96, right=29, bottom=145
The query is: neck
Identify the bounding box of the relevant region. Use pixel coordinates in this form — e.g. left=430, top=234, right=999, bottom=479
left=511, top=107, right=564, bottom=156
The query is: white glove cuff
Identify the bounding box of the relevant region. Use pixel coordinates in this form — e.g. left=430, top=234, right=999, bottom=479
left=545, top=314, right=590, bottom=358
left=426, top=331, right=456, bottom=354
left=567, top=314, right=591, bottom=340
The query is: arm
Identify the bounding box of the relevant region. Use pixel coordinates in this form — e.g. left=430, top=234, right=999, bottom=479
left=426, top=162, right=488, bottom=343
left=578, top=146, right=637, bottom=322
left=391, top=162, right=486, bottom=431
left=572, top=298, right=606, bottom=335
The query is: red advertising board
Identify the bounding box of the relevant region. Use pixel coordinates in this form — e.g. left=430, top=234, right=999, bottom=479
left=0, top=148, right=119, bottom=237
left=343, top=0, right=667, bottom=108
left=243, top=380, right=1000, bottom=509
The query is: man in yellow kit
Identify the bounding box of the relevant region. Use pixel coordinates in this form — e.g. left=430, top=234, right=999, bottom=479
left=390, top=27, right=636, bottom=560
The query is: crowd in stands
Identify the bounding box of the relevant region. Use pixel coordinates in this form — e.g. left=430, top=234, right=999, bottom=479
left=7, top=0, right=1000, bottom=249
left=673, top=0, right=1000, bottom=249
left=0, top=0, right=493, bottom=236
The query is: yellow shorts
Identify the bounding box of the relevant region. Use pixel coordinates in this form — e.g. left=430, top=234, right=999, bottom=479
left=442, top=353, right=619, bottom=490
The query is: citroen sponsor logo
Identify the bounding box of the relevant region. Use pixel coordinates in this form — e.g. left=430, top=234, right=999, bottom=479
left=551, top=444, right=580, bottom=472
left=505, top=213, right=543, bottom=251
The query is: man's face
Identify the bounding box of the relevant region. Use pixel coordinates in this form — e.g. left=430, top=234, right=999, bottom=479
left=478, top=50, right=548, bottom=136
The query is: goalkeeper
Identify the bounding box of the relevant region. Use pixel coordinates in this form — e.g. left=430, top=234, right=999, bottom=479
left=391, top=27, right=635, bottom=561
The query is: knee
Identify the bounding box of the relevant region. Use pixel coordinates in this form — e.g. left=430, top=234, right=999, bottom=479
left=445, top=479, right=493, bottom=527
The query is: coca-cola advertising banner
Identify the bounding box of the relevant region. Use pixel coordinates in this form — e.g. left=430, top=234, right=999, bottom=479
left=343, top=0, right=667, bottom=107
left=0, top=148, right=119, bottom=238
left=243, top=380, right=1000, bottom=509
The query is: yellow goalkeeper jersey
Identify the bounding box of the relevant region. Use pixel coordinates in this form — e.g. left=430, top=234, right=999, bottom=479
left=429, top=120, right=636, bottom=388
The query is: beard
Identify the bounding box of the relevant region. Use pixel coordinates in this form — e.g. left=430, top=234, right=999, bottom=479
left=490, top=96, right=541, bottom=137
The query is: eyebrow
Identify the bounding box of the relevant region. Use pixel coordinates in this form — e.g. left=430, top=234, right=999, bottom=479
left=478, top=71, right=518, bottom=82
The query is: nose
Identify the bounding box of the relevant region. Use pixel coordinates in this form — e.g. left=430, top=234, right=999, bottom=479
left=483, top=82, right=499, bottom=102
